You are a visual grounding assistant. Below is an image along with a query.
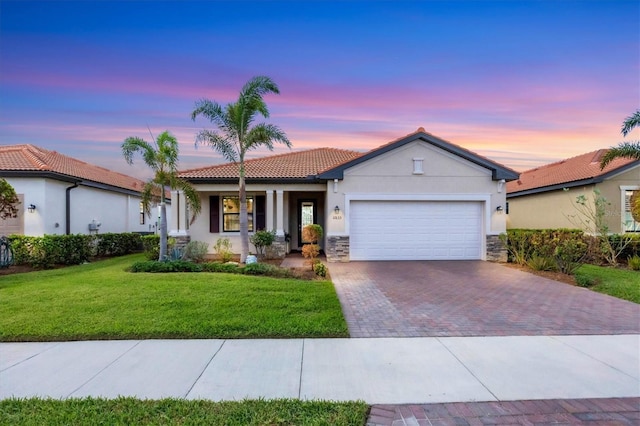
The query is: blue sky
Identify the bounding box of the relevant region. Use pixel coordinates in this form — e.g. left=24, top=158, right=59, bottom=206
left=1, top=0, right=638, bottom=179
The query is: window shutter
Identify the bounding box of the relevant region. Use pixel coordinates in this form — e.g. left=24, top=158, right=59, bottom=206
left=209, top=196, right=219, bottom=233
left=255, top=195, right=266, bottom=230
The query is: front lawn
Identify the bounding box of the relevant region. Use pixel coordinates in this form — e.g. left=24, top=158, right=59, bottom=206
left=0, top=397, right=369, bottom=425
left=575, top=264, right=640, bottom=303
left=0, top=254, right=349, bottom=341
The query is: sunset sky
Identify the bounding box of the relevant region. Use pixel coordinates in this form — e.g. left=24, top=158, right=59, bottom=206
left=1, top=1, right=638, bottom=180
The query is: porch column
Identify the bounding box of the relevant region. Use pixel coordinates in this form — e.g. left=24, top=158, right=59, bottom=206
left=169, top=190, right=187, bottom=236
left=276, top=190, right=284, bottom=237
left=266, top=190, right=274, bottom=231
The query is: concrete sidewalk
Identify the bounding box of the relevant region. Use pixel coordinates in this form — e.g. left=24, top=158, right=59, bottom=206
left=1, top=335, right=638, bottom=404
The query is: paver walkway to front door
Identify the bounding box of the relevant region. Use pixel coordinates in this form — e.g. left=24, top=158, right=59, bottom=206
left=328, top=261, right=640, bottom=338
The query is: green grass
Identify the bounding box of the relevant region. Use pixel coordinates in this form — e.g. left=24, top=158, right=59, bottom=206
left=0, top=254, right=349, bottom=341
left=0, top=397, right=369, bottom=425
left=575, top=264, right=640, bottom=303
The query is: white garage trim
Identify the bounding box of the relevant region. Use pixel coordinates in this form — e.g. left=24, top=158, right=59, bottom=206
left=344, top=193, right=491, bottom=236
left=348, top=199, right=485, bottom=260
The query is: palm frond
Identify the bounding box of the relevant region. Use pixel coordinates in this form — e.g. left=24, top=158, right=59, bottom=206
left=600, top=141, right=640, bottom=169
left=191, top=99, right=226, bottom=127
left=121, top=137, right=157, bottom=169
left=244, top=123, right=292, bottom=153
left=155, top=131, right=179, bottom=172
left=194, top=129, right=238, bottom=163
left=140, top=182, right=160, bottom=218
left=621, top=110, right=640, bottom=137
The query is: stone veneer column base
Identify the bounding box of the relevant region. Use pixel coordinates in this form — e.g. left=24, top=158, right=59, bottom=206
left=265, top=237, right=287, bottom=260
left=486, top=234, right=507, bottom=262
left=326, top=236, right=350, bottom=263
left=171, top=235, right=191, bottom=251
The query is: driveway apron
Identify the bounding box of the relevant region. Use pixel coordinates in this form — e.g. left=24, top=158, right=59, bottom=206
left=328, top=261, right=640, bottom=338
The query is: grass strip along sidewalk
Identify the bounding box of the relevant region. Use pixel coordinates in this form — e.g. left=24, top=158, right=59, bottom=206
left=0, top=254, right=348, bottom=341
left=0, top=398, right=369, bottom=425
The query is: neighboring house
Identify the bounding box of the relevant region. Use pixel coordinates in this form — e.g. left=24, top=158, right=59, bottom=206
left=506, top=149, right=640, bottom=234
left=174, top=128, right=518, bottom=262
left=0, top=144, right=170, bottom=236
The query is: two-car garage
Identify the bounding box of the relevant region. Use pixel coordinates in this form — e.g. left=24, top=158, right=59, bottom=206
left=349, top=200, right=484, bottom=261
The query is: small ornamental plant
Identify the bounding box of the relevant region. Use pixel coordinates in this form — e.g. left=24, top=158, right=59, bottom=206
left=301, top=224, right=323, bottom=269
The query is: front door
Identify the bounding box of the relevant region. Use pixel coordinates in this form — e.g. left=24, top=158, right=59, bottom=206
left=298, top=200, right=317, bottom=247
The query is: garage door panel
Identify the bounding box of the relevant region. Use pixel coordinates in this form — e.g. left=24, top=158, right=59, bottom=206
left=350, top=200, right=483, bottom=260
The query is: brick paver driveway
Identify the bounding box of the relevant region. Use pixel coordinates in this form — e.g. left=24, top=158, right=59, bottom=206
left=329, top=261, right=640, bottom=338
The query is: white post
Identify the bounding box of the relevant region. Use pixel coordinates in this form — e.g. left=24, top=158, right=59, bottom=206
left=276, top=190, right=284, bottom=237
left=266, top=190, right=274, bottom=231
left=169, top=190, right=187, bottom=236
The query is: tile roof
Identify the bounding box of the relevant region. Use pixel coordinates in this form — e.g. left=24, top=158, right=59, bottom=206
left=178, top=147, right=363, bottom=179
left=507, top=149, right=639, bottom=194
left=0, top=144, right=148, bottom=193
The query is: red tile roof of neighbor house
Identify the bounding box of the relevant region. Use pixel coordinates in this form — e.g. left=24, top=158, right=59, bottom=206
left=0, top=144, right=148, bottom=193
left=507, top=149, right=639, bottom=194
left=178, top=147, right=364, bottom=179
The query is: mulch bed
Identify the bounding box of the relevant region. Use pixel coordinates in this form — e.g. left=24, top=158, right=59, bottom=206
left=503, top=262, right=577, bottom=286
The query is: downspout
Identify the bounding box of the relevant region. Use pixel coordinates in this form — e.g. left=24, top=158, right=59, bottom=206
left=66, top=182, right=79, bottom=234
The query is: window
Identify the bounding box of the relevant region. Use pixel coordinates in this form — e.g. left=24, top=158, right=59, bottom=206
left=412, top=158, right=424, bottom=174
left=624, top=190, right=639, bottom=232
left=139, top=202, right=145, bottom=225
left=222, top=196, right=253, bottom=232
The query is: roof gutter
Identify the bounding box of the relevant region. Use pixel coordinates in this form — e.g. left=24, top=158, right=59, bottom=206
left=66, top=182, right=80, bottom=234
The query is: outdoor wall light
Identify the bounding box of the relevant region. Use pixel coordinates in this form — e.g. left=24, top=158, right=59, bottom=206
left=334, top=205, right=341, bottom=214
left=27, top=204, right=36, bottom=213
left=496, top=205, right=504, bottom=213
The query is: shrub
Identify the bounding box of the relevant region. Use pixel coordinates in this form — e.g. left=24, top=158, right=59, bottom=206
left=242, top=262, right=279, bottom=275
left=129, top=260, right=203, bottom=273
left=250, top=230, right=276, bottom=258
left=95, top=233, right=142, bottom=257
left=182, top=241, right=209, bottom=263
left=526, top=255, right=557, bottom=272
left=201, top=262, right=241, bottom=274
left=554, top=238, right=588, bottom=275
left=502, top=229, right=586, bottom=266
left=7, top=234, right=93, bottom=268
left=141, top=235, right=160, bottom=260
left=628, top=255, right=640, bottom=271
left=302, top=224, right=323, bottom=243
left=302, top=243, right=320, bottom=268
left=313, top=261, right=327, bottom=277
left=242, top=262, right=294, bottom=278
left=214, top=238, right=233, bottom=263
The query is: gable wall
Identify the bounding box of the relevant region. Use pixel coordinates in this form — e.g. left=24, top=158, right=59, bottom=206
left=325, top=141, right=507, bottom=236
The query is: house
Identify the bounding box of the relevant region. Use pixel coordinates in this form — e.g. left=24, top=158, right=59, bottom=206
left=506, top=150, right=640, bottom=233
left=0, top=144, right=170, bottom=236
left=174, top=128, right=518, bottom=262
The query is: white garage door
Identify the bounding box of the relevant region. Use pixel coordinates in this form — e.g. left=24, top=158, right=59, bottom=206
left=350, top=200, right=483, bottom=260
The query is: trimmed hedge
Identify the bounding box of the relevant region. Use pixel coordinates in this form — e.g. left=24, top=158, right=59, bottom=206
left=129, top=260, right=294, bottom=278
left=8, top=233, right=142, bottom=268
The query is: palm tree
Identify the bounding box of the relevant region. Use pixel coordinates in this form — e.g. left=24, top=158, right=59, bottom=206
left=122, top=130, right=202, bottom=261
left=191, top=76, right=291, bottom=263
left=600, top=109, right=640, bottom=169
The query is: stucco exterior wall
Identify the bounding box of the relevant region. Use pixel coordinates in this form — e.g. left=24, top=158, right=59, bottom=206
left=325, top=141, right=508, bottom=237
left=507, top=166, right=640, bottom=234
left=3, top=176, right=161, bottom=236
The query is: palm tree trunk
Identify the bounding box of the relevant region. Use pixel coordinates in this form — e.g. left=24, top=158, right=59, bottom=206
left=159, top=202, right=167, bottom=261
left=239, top=164, right=249, bottom=263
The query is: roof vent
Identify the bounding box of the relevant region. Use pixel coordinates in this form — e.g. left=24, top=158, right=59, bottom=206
left=416, top=127, right=426, bottom=133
